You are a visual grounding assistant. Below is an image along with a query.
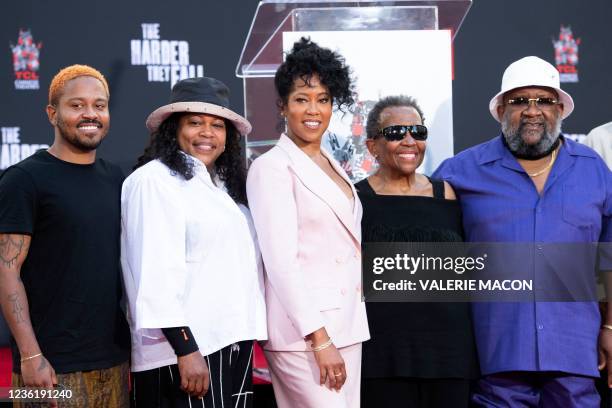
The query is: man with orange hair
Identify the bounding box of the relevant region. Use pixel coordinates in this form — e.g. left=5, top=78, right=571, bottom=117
left=0, top=64, right=130, bottom=406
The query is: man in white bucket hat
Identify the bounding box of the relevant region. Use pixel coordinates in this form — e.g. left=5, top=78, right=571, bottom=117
left=434, top=56, right=612, bottom=406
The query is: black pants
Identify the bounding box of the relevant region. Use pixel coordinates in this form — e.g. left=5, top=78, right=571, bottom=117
left=361, top=377, right=472, bottom=408
left=131, top=340, right=254, bottom=408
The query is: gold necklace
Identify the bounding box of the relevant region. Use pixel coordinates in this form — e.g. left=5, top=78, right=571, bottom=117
left=527, top=147, right=558, bottom=178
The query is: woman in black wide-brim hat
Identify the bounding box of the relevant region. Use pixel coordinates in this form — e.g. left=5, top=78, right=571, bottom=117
left=120, top=77, right=267, bottom=407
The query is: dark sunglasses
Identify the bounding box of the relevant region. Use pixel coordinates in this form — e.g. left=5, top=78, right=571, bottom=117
left=379, top=124, right=428, bottom=141
left=506, top=97, right=560, bottom=109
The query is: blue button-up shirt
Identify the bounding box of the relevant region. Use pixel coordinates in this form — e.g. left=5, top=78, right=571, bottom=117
left=433, top=135, right=612, bottom=377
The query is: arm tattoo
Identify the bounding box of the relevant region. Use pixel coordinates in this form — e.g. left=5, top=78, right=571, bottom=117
left=0, top=235, right=25, bottom=268
left=8, top=292, right=25, bottom=324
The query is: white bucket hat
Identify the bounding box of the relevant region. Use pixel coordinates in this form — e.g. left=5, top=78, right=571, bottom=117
left=489, top=56, right=574, bottom=122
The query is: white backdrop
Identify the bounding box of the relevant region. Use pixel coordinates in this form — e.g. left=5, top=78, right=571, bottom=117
left=284, top=30, right=453, bottom=179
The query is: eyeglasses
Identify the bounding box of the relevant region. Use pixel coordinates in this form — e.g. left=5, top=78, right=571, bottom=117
left=379, top=124, right=428, bottom=141
left=506, top=97, right=560, bottom=109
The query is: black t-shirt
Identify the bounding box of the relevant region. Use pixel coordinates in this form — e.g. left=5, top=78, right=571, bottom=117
left=0, top=150, right=130, bottom=374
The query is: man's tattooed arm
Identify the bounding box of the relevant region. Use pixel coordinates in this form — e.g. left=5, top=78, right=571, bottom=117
left=0, top=234, right=41, bottom=356
left=8, top=292, right=25, bottom=323
left=0, top=234, right=25, bottom=268
left=0, top=233, right=57, bottom=387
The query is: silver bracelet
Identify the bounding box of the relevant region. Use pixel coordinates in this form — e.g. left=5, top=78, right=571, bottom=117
left=602, top=324, right=612, bottom=331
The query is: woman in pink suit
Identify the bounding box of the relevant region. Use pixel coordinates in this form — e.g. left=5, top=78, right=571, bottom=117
left=246, top=38, right=370, bottom=407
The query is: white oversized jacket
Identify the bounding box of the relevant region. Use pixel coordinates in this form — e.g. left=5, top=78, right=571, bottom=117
left=120, top=157, right=267, bottom=372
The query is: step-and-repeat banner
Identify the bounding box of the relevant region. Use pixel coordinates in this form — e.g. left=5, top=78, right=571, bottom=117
left=1, top=0, right=611, bottom=344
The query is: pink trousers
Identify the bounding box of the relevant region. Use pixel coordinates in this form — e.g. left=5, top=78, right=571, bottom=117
left=264, top=343, right=362, bottom=408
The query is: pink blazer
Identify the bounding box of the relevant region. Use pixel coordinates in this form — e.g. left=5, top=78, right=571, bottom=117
left=247, top=134, right=370, bottom=352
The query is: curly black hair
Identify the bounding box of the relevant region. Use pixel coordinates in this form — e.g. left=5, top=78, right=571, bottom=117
left=275, top=37, right=354, bottom=111
left=135, top=112, right=248, bottom=205
left=365, top=95, right=425, bottom=139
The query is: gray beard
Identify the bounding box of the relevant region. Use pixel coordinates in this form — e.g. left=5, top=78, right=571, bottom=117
left=501, top=115, right=562, bottom=159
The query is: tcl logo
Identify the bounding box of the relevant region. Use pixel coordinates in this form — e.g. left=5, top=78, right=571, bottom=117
left=14, top=71, right=39, bottom=80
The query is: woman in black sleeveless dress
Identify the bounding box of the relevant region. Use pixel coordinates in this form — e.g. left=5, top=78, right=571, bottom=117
left=358, top=96, right=478, bottom=407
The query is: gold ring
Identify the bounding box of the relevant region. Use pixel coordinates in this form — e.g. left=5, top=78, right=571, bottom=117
left=333, top=373, right=342, bottom=376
